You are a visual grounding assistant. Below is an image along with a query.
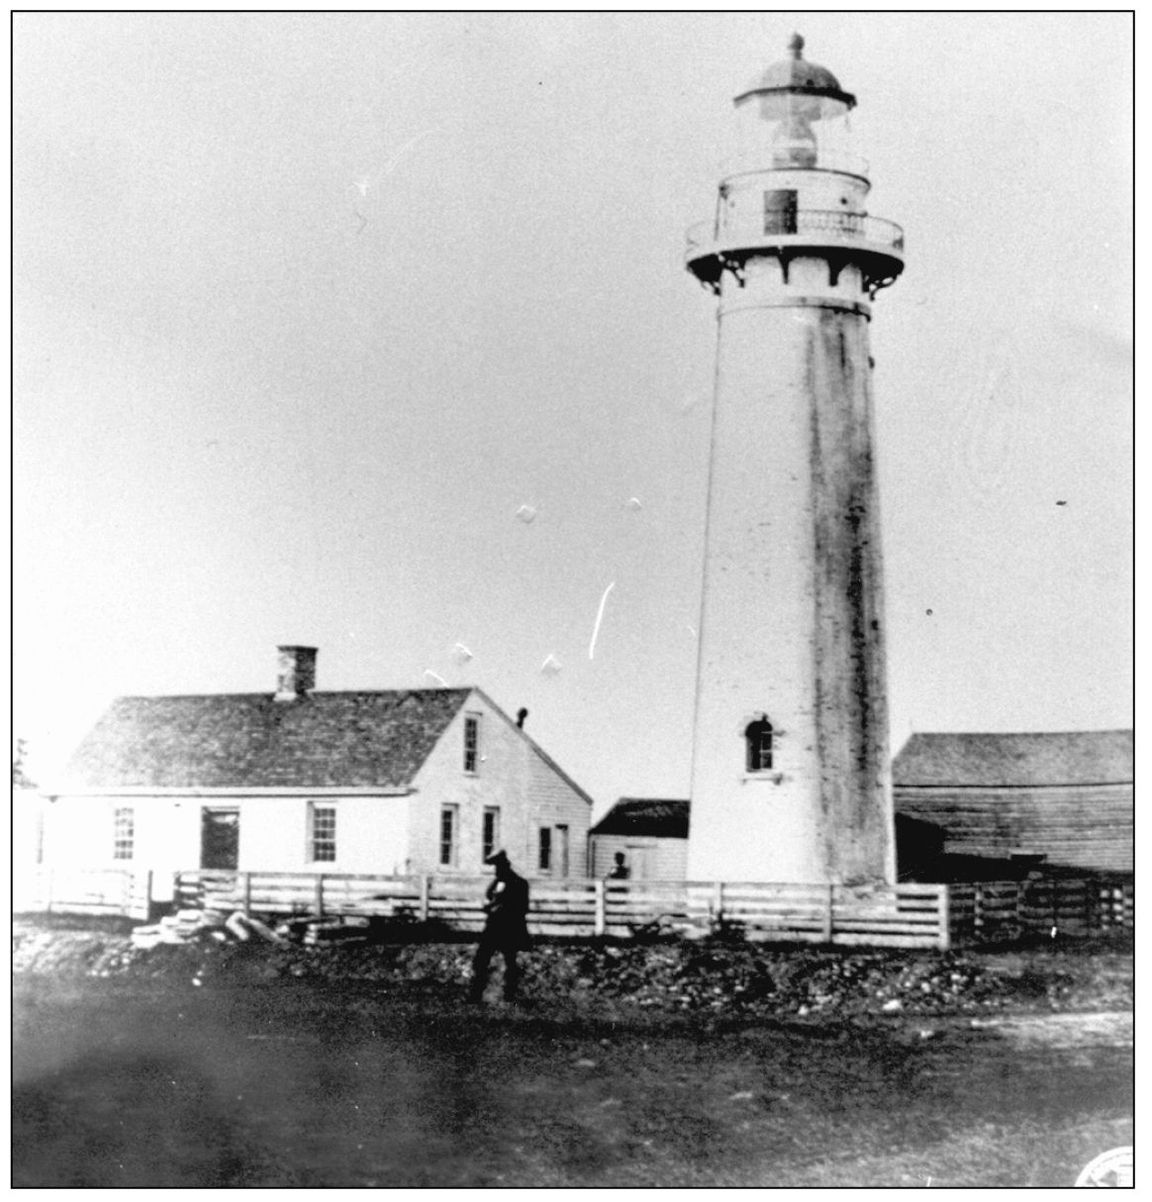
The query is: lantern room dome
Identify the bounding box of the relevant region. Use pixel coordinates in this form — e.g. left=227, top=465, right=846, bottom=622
left=734, top=34, right=856, bottom=116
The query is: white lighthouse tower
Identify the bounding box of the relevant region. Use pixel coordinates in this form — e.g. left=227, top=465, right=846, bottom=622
left=685, top=36, right=904, bottom=885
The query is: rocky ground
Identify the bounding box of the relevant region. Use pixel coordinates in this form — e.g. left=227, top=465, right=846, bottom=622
left=13, top=917, right=1133, bottom=1187
left=12, top=916, right=1133, bottom=1021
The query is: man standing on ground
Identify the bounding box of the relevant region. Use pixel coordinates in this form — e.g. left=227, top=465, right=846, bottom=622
left=469, top=850, right=530, bottom=1004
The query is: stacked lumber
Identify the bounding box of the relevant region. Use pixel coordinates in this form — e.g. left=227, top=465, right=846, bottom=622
left=301, top=916, right=371, bottom=946
left=130, top=909, right=218, bottom=949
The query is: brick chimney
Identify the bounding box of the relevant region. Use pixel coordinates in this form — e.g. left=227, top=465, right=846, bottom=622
left=275, top=645, right=317, bottom=701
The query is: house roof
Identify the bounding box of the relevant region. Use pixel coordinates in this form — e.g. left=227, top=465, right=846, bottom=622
left=893, top=730, right=1133, bottom=789
left=62, top=689, right=473, bottom=790
left=590, top=797, right=690, bottom=839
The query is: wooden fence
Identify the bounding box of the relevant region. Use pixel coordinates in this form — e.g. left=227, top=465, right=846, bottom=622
left=13, top=867, right=152, bottom=921
left=21, top=869, right=1132, bottom=949
left=170, top=871, right=951, bottom=949
left=948, top=877, right=1134, bottom=943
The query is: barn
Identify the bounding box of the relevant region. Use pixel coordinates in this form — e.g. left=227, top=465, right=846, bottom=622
left=893, top=730, right=1133, bottom=879
left=37, top=646, right=593, bottom=903
left=587, top=798, right=690, bottom=881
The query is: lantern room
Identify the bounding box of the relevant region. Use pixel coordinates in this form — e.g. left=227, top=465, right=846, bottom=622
left=685, top=34, right=904, bottom=299
left=731, top=33, right=858, bottom=174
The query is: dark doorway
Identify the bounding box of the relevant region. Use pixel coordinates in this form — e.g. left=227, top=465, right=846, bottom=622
left=764, top=188, right=798, bottom=235
left=200, top=808, right=240, bottom=870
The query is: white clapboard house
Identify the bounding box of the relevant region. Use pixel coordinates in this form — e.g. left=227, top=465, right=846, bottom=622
left=34, top=646, right=593, bottom=903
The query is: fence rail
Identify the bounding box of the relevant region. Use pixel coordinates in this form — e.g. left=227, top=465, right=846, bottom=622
left=686, top=208, right=905, bottom=259
left=13, top=867, right=152, bottom=921
left=170, top=872, right=948, bottom=949
left=947, top=877, right=1133, bottom=942
left=20, top=869, right=1132, bottom=949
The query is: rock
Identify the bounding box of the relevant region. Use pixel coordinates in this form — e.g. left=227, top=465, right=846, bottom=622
left=882, top=998, right=903, bottom=1012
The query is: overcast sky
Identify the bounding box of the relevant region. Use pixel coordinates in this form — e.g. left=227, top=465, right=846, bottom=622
left=14, top=11, right=1132, bottom=814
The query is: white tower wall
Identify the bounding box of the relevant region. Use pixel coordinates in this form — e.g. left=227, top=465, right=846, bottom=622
left=683, top=40, right=903, bottom=886
left=687, top=259, right=894, bottom=883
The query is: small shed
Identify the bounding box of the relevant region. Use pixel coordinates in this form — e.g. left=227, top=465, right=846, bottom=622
left=588, top=798, right=689, bottom=881
left=894, top=730, right=1133, bottom=878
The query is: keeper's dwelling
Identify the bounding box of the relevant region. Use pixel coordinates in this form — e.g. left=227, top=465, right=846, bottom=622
left=37, top=646, right=592, bottom=899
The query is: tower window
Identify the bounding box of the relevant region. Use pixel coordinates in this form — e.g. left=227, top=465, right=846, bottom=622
left=745, top=717, right=775, bottom=772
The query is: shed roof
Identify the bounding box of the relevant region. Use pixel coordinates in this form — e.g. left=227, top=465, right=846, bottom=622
left=590, top=797, right=690, bottom=839
left=62, top=689, right=472, bottom=790
left=893, top=730, right=1133, bottom=789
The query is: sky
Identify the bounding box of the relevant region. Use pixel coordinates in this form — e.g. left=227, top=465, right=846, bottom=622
left=14, top=11, right=1133, bottom=816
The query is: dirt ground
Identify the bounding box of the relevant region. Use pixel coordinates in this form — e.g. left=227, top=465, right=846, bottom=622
left=11, top=923, right=1134, bottom=1187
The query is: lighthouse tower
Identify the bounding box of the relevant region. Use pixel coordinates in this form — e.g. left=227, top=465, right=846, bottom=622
left=685, top=36, right=904, bottom=885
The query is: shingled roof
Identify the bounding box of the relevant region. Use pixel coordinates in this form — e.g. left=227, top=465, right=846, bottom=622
left=63, top=690, right=472, bottom=789
left=893, top=731, right=1133, bottom=789
left=590, top=798, right=690, bottom=839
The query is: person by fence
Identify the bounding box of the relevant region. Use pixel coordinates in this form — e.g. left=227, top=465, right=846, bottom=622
left=607, top=852, right=630, bottom=880
left=468, top=850, right=530, bottom=1003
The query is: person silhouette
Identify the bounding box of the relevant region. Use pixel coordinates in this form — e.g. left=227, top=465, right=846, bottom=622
left=468, top=850, right=530, bottom=1003
left=607, top=851, right=630, bottom=880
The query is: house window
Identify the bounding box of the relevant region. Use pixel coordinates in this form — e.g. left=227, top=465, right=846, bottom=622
left=482, top=807, right=500, bottom=862
left=556, top=824, right=570, bottom=877
left=309, top=803, right=337, bottom=863
left=440, top=805, right=459, bottom=867
left=538, top=826, right=552, bottom=873
left=745, top=716, right=774, bottom=772
left=464, top=714, right=480, bottom=773
left=112, top=806, right=134, bottom=861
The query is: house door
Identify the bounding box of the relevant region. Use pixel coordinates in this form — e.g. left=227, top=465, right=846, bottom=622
left=556, top=824, right=570, bottom=877
left=200, top=807, right=240, bottom=870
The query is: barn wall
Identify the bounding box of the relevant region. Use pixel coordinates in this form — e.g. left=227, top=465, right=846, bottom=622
left=409, top=694, right=591, bottom=878
left=589, top=834, right=689, bottom=881
left=895, top=783, right=1133, bottom=873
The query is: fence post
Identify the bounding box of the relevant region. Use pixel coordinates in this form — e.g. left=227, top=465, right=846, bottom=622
left=315, top=874, right=325, bottom=918
left=594, top=879, right=606, bottom=937
left=242, top=872, right=252, bottom=916
left=823, top=884, right=835, bottom=943
left=937, top=884, right=951, bottom=950
left=712, top=880, right=724, bottom=927
left=419, top=875, right=430, bottom=923
left=46, top=867, right=54, bottom=915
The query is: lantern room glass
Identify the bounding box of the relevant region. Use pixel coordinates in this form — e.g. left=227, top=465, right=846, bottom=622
left=733, top=92, right=857, bottom=174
